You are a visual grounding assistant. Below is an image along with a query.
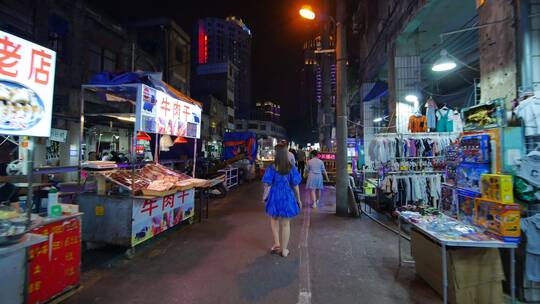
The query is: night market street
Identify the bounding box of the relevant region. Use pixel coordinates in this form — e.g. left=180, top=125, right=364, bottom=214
left=63, top=182, right=439, bottom=304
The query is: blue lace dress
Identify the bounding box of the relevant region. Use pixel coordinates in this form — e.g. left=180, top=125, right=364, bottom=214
left=262, top=165, right=302, bottom=218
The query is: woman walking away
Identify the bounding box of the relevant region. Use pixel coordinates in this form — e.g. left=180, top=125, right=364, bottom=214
left=306, top=150, right=329, bottom=208
left=263, top=143, right=302, bottom=257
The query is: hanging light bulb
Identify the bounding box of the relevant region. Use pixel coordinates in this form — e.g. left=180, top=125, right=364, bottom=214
left=136, top=131, right=151, bottom=141
left=432, top=50, right=457, bottom=72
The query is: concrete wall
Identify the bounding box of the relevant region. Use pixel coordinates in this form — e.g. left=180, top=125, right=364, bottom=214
left=478, top=0, right=518, bottom=103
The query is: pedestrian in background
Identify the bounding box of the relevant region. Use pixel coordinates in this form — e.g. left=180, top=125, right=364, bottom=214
left=288, top=148, right=297, bottom=167
left=297, top=147, right=306, bottom=178
left=306, top=150, right=329, bottom=208
left=280, top=140, right=296, bottom=167
left=262, top=143, right=302, bottom=257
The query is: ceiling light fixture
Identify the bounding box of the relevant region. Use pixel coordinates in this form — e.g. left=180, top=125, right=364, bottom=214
left=432, top=50, right=457, bottom=72
left=405, top=95, right=419, bottom=103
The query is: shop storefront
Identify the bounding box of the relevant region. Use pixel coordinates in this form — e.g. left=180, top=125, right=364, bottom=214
left=357, top=0, right=539, bottom=302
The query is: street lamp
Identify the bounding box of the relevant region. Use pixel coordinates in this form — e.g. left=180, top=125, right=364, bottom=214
left=299, top=5, right=316, bottom=20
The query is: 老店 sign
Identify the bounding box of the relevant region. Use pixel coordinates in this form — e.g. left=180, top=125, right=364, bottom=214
left=0, top=30, right=56, bottom=137
left=136, top=85, right=201, bottom=138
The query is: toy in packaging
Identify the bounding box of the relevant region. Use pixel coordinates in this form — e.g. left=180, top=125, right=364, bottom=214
left=460, top=134, right=491, bottom=163
left=456, top=188, right=481, bottom=225
left=480, top=174, right=514, bottom=203
left=441, top=184, right=457, bottom=218
left=456, top=163, right=491, bottom=192
left=474, top=198, right=521, bottom=243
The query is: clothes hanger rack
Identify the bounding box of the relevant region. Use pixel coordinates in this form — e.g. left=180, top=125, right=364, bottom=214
left=386, top=171, right=445, bottom=175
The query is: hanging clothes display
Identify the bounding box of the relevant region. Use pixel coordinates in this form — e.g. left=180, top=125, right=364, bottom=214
left=408, top=114, right=428, bottom=133
left=514, top=95, right=540, bottom=136
left=522, top=214, right=540, bottom=281
left=368, top=134, right=457, bottom=164
left=379, top=173, right=443, bottom=207
left=425, top=97, right=438, bottom=130
left=451, top=109, right=463, bottom=133
left=436, top=108, right=453, bottom=132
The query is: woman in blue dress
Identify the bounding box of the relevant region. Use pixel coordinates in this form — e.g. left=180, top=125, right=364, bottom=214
left=262, top=143, right=302, bottom=257
left=306, top=150, right=329, bottom=208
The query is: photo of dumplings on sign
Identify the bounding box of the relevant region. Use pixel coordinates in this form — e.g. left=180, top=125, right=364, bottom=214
left=0, top=81, right=45, bottom=131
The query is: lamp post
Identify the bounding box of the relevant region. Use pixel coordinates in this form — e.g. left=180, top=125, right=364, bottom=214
left=300, top=1, right=358, bottom=217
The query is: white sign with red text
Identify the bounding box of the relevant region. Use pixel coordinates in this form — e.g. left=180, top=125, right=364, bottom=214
left=131, top=189, right=195, bottom=246
left=137, top=85, right=201, bottom=139
left=0, top=30, right=56, bottom=137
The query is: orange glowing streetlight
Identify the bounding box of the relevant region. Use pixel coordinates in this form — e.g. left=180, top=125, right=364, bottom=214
left=299, top=5, right=316, bottom=20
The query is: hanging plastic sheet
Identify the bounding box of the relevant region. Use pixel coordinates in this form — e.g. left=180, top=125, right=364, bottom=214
left=223, top=132, right=258, bottom=163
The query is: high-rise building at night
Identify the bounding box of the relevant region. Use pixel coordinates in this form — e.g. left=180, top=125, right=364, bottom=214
left=301, top=35, right=336, bottom=144
left=255, top=101, right=281, bottom=122
left=193, top=16, right=252, bottom=119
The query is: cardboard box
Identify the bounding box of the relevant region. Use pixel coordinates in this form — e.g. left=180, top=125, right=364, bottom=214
left=411, top=229, right=504, bottom=304
left=474, top=198, right=521, bottom=243
left=480, top=174, right=514, bottom=203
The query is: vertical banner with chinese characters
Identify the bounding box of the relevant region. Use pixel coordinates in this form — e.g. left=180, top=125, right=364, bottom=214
left=28, top=217, right=81, bottom=304
left=0, top=30, right=56, bottom=137
left=131, top=189, right=195, bottom=246
left=136, top=85, right=201, bottom=138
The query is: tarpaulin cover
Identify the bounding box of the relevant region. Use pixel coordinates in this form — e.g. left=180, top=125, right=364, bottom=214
left=363, top=81, right=388, bottom=102
left=223, top=132, right=258, bottom=163
left=89, top=72, right=201, bottom=107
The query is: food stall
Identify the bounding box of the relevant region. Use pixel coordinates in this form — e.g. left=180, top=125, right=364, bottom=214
left=76, top=80, right=212, bottom=255
left=0, top=30, right=83, bottom=304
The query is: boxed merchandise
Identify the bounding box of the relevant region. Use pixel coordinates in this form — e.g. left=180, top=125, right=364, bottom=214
left=456, top=163, right=491, bottom=192
left=460, top=134, right=491, bottom=163
left=441, top=184, right=457, bottom=218
left=474, top=198, right=521, bottom=243
left=480, top=174, right=514, bottom=203
left=456, top=188, right=481, bottom=225
left=411, top=229, right=504, bottom=304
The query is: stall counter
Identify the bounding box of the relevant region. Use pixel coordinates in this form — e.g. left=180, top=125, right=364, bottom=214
left=0, top=234, right=47, bottom=304
left=27, top=213, right=83, bottom=304
left=79, top=189, right=195, bottom=250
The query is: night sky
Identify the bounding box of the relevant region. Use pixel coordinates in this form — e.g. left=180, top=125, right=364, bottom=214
left=94, top=0, right=321, bottom=144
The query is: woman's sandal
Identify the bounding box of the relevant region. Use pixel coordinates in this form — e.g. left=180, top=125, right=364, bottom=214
left=270, top=245, right=281, bottom=254
left=280, top=249, right=290, bottom=257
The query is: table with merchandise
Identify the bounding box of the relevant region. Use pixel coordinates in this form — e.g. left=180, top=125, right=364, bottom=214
left=398, top=211, right=517, bottom=304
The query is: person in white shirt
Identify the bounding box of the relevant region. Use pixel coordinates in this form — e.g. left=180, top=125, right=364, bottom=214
left=306, top=150, right=329, bottom=208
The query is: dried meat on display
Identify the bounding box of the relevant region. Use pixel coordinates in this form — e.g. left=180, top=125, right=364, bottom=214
left=99, top=163, right=210, bottom=194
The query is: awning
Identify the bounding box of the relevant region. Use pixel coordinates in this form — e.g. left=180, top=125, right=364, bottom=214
left=363, top=81, right=388, bottom=102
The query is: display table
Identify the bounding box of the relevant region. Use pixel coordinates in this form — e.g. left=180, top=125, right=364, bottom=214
left=398, top=213, right=517, bottom=304
left=79, top=189, right=195, bottom=251
left=0, top=234, right=47, bottom=304
left=27, top=213, right=83, bottom=304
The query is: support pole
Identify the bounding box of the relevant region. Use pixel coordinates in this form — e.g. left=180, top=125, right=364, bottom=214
left=336, top=0, right=357, bottom=216
left=26, top=137, right=34, bottom=224
left=192, top=138, right=197, bottom=177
